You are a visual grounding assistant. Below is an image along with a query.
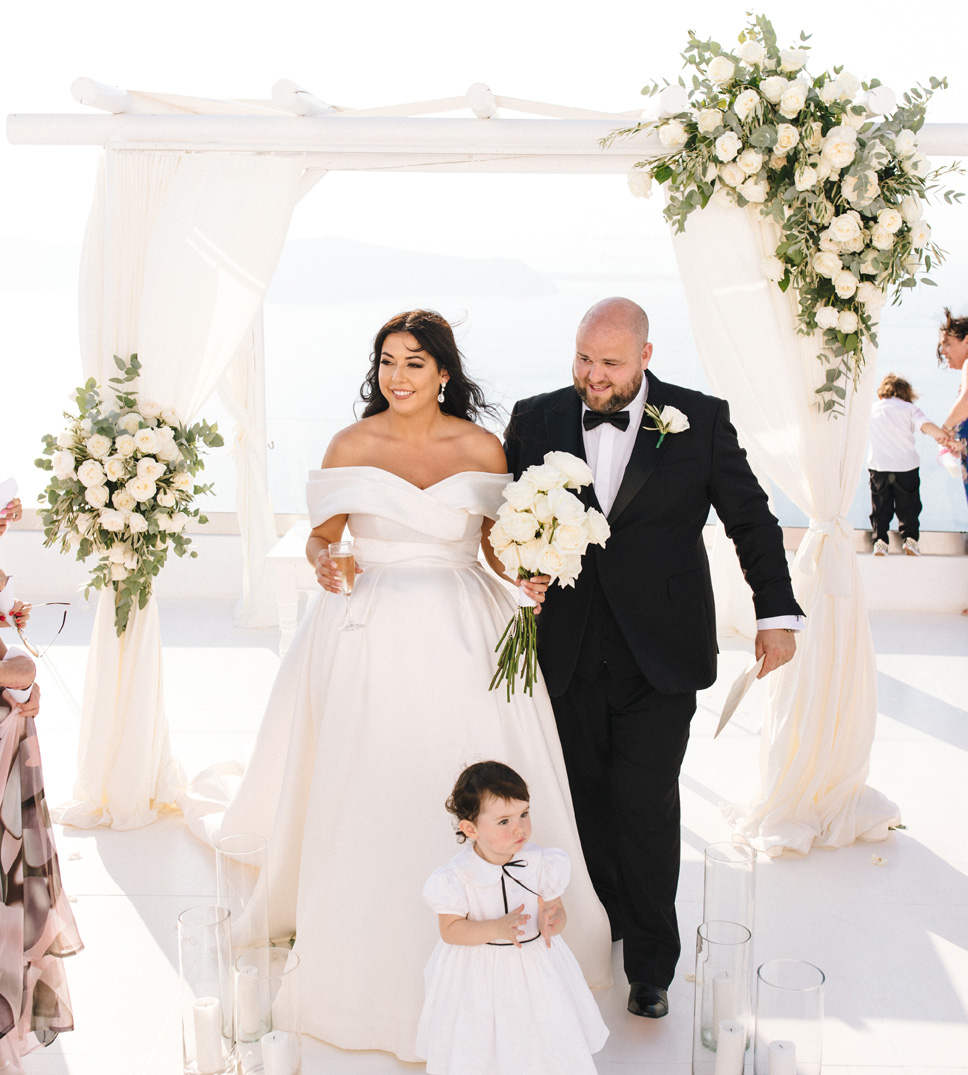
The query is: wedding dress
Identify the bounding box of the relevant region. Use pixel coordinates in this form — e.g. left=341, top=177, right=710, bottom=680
left=181, top=466, right=611, bottom=1062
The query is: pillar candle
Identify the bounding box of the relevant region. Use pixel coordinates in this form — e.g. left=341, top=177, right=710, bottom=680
left=712, top=970, right=737, bottom=1039
left=261, top=1030, right=294, bottom=1075
left=713, top=1020, right=746, bottom=1075
left=193, top=996, right=223, bottom=1075
left=237, top=964, right=263, bottom=1039
left=768, top=1039, right=797, bottom=1075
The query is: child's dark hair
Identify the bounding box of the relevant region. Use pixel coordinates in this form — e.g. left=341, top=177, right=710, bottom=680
left=877, top=373, right=917, bottom=402
left=446, top=761, right=530, bottom=843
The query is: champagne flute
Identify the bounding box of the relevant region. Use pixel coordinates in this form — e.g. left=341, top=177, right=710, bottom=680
left=328, top=540, right=364, bottom=631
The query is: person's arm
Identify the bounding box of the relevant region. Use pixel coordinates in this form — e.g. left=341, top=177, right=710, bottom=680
left=437, top=904, right=531, bottom=948
left=920, top=420, right=956, bottom=447
left=707, top=398, right=802, bottom=677
left=942, top=366, right=968, bottom=431
left=306, top=431, right=363, bottom=592
left=0, top=644, right=34, bottom=688
left=537, top=895, right=566, bottom=947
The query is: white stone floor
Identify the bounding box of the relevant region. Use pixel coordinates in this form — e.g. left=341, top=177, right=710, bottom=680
left=15, top=600, right=968, bottom=1075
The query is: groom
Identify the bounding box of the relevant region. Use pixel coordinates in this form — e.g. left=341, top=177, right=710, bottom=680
left=504, top=297, right=803, bottom=1018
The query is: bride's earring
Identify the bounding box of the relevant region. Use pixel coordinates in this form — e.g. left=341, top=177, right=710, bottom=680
left=438, top=382, right=446, bottom=403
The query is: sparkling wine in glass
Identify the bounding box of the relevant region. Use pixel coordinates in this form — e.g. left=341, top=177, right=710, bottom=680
left=328, top=540, right=364, bottom=631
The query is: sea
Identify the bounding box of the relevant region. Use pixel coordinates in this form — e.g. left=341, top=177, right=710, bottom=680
left=4, top=178, right=967, bottom=534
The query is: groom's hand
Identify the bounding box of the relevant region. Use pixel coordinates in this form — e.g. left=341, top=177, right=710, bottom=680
left=755, top=629, right=796, bottom=678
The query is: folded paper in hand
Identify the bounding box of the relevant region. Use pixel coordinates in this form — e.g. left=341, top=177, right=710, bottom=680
left=715, top=655, right=765, bottom=738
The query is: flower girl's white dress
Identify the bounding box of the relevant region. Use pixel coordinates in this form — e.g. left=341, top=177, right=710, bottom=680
left=180, top=467, right=611, bottom=1061
left=418, top=842, right=608, bottom=1075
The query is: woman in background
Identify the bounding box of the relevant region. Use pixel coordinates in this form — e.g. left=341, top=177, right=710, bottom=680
left=0, top=514, right=82, bottom=1074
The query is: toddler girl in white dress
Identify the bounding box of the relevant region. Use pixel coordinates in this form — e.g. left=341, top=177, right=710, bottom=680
left=416, top=761, right=608, bottom=1075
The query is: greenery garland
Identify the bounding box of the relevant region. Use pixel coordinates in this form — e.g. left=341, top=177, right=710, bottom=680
left=607, top=14, right=963, bottom=414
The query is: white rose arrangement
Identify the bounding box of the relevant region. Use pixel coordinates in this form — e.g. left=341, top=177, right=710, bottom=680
left=608, top=14, right=963, bottom=415
left=36, top=354, right=224, bottom=635
left=487, top=451, right=610, bottom=699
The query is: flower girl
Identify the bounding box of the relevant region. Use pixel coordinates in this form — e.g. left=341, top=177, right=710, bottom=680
left=416, top=761, right=608, bottom=1075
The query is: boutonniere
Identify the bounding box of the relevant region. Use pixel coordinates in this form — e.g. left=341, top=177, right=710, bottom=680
left=643, top=403, right=689, bottom=448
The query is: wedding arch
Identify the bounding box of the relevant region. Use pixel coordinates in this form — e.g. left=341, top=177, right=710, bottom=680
left=7, top=79, right=967, bottom=842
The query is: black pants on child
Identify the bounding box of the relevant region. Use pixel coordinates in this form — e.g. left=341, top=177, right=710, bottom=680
left=869, top=468, right=921, bottom=543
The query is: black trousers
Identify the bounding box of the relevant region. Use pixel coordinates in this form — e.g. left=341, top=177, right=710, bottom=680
left=869, top=467, right=921, bottom=543
left=547, top=589, right=695, bottom=988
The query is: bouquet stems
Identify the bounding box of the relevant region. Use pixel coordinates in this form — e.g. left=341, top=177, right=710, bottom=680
left=490, top=573, right=538, bottom=700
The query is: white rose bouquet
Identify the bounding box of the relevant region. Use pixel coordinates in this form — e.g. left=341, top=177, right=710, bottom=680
left=35, top=354, right=224, bottom=635
left=488, top=451, right=609, bottom=699
left=605, top=13, right=963, bottom=415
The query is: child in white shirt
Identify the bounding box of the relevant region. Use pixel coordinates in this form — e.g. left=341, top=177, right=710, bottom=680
left=868, top=374, right=948, bottom=555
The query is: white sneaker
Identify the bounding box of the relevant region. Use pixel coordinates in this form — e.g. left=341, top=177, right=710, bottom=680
left=903, top=537, right=921, bottom=556
left=873, top=540, right=888, bottom=556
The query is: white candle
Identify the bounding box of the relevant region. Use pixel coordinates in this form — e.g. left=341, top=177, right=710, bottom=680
left=713, top=1020, right=746, bottom=1075
left=192, top=996, right=223, bottom=1075
left=237, top=964, right=263, bottom=1039
left=712, top=970, right=737, bottom=1039
left=768, top=1039, right=797, bottom=1075
left=261, top=1030, right=294, bottom=1075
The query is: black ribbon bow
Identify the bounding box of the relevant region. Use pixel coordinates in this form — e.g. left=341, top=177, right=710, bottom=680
left=486, top=858, right=542, bottom=946
left=582, top=409, right=630, bottom=432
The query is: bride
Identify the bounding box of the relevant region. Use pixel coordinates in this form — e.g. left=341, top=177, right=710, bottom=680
left=191, top=310, right=611, bottom=1061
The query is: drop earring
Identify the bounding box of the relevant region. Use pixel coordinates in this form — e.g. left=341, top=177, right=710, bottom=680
left=438, top=382, right=446, bottom=403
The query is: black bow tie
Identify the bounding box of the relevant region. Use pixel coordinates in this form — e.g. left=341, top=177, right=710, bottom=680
left=583, top=409, right=630, bottom=432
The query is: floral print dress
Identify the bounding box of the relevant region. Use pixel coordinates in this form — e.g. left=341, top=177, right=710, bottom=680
left=0, top=702, right=82, bottom=1074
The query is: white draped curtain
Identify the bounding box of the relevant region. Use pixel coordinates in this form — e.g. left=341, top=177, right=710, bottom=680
left=57, top=149, right=318, bottom=829
left=671, top=202, right=900, bottom=856
left=217, top=313, right=280, bottom=628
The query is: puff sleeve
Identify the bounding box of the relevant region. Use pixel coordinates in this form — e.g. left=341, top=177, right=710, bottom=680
left=422, top=865, right=469, bottom=916
left=536, top=847, right=571, bottom=901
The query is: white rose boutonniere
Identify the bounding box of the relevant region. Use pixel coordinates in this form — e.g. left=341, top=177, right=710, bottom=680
left=643, top=403, right=690, bottom=447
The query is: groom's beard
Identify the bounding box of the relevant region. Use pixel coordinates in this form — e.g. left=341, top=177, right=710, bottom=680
left=573, top=371, right=643, bottom=414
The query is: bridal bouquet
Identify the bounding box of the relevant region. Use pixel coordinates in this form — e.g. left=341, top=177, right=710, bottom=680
left=488, top=452, right=609, bottom=699
left=35, top=354, right=224, bottom=635
left=608, top=13, right=963, bottom=414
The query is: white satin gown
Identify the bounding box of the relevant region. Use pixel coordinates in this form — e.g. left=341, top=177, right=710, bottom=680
left=182, top=467, right=611, bottom=1061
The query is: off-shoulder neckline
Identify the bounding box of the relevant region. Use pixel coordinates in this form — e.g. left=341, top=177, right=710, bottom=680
left=311, top=465, right=511, bottom=493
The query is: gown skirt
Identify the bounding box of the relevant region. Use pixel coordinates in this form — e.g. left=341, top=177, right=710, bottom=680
left=180, top=467, right=612, bottom=1061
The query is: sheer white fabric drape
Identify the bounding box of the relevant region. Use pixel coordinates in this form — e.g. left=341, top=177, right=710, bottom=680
left=217, top=314, right=279, bottom=628
left=671, top=201, right=900, bottom=855
left=58, top=149, right=310, bottom=829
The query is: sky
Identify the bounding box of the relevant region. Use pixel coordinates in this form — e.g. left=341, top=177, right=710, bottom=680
left=3, top=0, right=966, bottom=250
left=3, top=0, right=967, bottom=524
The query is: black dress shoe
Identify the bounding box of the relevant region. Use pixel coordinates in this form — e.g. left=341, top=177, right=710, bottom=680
left=627, top=982, right=669, bottom=1018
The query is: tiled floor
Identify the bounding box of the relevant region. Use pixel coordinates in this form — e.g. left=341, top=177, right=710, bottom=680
left=17, top=601, right=968, bottom=1074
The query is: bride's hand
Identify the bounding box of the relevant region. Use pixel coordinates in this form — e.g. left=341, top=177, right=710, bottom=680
left=517, top=574, right=550, bottom=615
left=314, top=552, right=363, bottom=593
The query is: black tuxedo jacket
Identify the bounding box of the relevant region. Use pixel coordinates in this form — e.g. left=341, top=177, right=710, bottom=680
left=504, top=371, right=803, bottom=697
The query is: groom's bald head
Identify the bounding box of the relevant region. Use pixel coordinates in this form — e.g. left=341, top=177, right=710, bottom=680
left=578, top=298, right=651, bottom=352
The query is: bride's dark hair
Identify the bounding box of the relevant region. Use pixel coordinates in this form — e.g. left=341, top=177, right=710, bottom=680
left=359, top=310, right=498, bottom=422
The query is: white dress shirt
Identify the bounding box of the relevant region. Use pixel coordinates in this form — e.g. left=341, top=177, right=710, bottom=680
left=580, top=377, right=802, bottom=634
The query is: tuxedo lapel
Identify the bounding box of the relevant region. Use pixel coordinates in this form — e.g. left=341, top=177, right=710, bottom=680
left=607, top=370, right=667, bottom=525
left=545, top=390, right=601, bottom=512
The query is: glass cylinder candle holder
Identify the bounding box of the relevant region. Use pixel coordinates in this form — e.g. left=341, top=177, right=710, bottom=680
left=754, top=960, right=825, bottom=1075
left=216, top=833, right=269, bottom=960
left=692, top=921, right=752, bottom=1075
left=178, top=906, right=236, bottom=1075
left=703, top=841, right=757, bottom=936
left=235, top=945, right=301, bottom=1075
